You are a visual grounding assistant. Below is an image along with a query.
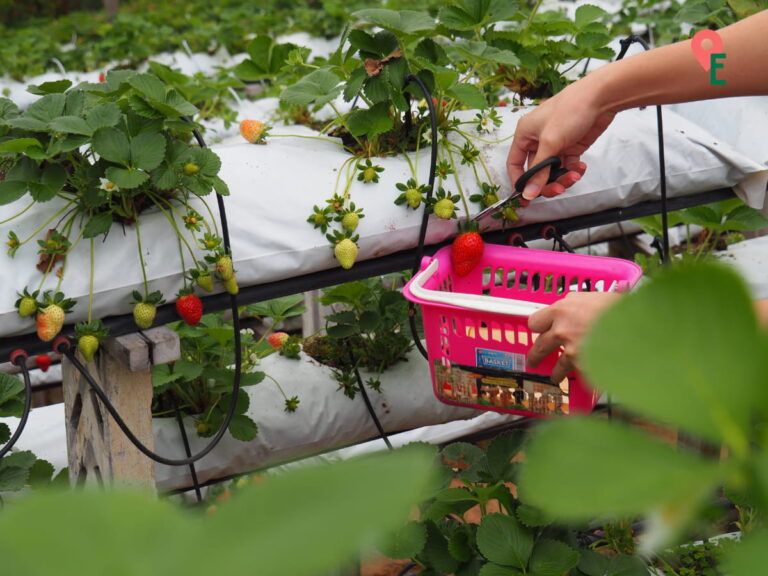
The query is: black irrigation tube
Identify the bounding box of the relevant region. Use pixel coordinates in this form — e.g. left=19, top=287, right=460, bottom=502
left=0, top=187, right=735, bottom=362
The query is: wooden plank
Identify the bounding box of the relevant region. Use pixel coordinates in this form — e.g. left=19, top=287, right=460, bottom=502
left=62, top=328, right=180, bottom=491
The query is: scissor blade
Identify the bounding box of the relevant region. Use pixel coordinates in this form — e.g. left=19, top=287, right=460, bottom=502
left=472, top=191, right=522, bottom=221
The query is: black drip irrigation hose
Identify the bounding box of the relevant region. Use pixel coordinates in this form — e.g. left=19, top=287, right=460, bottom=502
left=616, top=35, right=670, bottom=263
left=404, top=73, right=439, bottom=361
left=0, top=351, right=33, bottom=459
left=175, top=403, right=203, bottom=503
left=59, top=125, right=244, bottom=469
left=347, top=347, right=393, bottom=451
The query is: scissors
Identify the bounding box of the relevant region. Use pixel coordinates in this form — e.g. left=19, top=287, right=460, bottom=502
left=472, top=156, right=569, bottom=221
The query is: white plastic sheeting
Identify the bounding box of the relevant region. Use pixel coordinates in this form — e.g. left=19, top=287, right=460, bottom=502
left=1, top=350, right=518, bottom=491
left=2, top=105, right=766, bottom=338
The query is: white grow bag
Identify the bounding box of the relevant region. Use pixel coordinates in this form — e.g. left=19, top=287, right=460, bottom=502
left=1, top=349, right=518, bottom=491
left=0, top=105, right=767, bottom=339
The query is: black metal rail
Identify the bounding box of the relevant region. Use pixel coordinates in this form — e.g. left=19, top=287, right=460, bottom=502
left=0, top=187, right=735, bottom=361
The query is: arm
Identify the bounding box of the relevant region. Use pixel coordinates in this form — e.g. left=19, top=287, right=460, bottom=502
left=508, top=9, right=768, bottom=199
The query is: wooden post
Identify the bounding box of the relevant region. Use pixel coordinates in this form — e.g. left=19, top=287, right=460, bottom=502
left=61, top=327, right=180, bottom=491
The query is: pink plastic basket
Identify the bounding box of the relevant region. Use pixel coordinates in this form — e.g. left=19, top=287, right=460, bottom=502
left=403, top=244, right=643, bottom=418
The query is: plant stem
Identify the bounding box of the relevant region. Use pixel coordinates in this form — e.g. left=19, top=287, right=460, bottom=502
left=0, top=200, right=36, bottom=225
left=18, top=199, right=75, bottom=246
left=444, top=145, right=471, bottom=216
left=134, top=213, right=150, bottom=298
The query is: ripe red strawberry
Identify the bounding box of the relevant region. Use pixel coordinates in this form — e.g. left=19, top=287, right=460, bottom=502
left=176, top=293, right=203, bottom=326
left=268, top=332, right=289, bottom=349
left=35, top=354, right=51, bottom=372
left=240, top=119, right=265, bottom=143
left=451, top=229, right=485, bottom=277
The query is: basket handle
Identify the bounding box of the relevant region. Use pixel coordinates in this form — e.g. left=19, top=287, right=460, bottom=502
left=409, top=260, right=548, bottom=317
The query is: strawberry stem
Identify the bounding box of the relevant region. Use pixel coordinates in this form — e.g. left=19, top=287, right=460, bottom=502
left=145, top=191, right=198, bottom=261
left=444, top=145, right=471, bottom=217
left=134, top=213, right=150, bottom=298
left=88, top=238, right=95, bottom=322
left=19, top=200, right=75, bottom=246
left=0, top=200, right=35, bottom=226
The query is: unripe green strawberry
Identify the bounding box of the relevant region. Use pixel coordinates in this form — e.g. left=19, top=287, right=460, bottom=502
left=18, top=296, right=37, bottom=318
left=334, top=238, right=359, bottom=269
left=362, top=167, right=377, bottom=183
left=216, top=255, right=234, bottom=281
left=133, top=302, right=157, bottom=330
left=196, top=271, right=214, bottom=292
left=36, top=304, right=65, bottom=342
left=183, top=163, right=200, bottom=175
left=341, top=212, right=359, bottom=232
left=405, top=188, right=422, bottom=209
left=78, top=334, right=100, bottom=362
left=224, top=275, right=239, bottom=295
left=434, top=198, right=456, bottom=219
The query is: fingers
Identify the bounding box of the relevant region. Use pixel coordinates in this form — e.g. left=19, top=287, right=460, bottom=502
left=551, top=353, right=576, bottom=385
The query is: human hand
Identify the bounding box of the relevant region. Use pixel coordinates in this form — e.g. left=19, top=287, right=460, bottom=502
left=527, top=291, right=621, bottom=383
left=506, top=82, right=616, bottom=200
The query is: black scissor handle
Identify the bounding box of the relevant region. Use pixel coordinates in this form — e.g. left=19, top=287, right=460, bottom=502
left=514, top=156, right=570, bottom=194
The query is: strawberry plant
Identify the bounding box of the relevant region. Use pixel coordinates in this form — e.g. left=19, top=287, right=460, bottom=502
left=0, top=372, right=60, bottom=503
left=302, top=275, right=413, bottom=399
left=0, top=70, right=231, bottom=340
left=152, top=295, right=306, bottom=438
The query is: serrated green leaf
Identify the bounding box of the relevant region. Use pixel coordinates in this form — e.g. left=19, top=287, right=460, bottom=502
left=92, top=127, right=130, bottom=165
left=518, top=417, right=722, bottom=521
left=478, top=564, right=523, bottom=576
left=26, top=80, right=72, bottom=95
left=343, top=67, right=367, bottom=102
left=723, top=204, right=768, bottom=231
left=0, top=180, right=28, bottom=205
left=48, top=134, right=89, bottom=156
left=280, top=68, right=343, bottom=108
left=378, top=521, right=427, bottom=559
left=27, top=459, right=55, bottom=487
left=447, top=42, right=520, bottom=66
left=528, top=539, right=579, bottom=576
left=240, top=371, right=265, bottom=387
left=105, top=166, right=148, bottom=189
left=327, top=324, right=358, bottom=339
left=151, top=164, right=177, bottom=190
left=86, top=102, right=122, bottom=131
left=228, top=414, right=259, bottom=442
left=127, top=94, right=165, bottom=119
left=0, top=423, right=9, bottom=445
left=434, top=487, right=479, bottom=504
left=423, top=521, right=459, bottom=574
left=82, top=212, right=113, bottom=238
left=151, top=364, right=185, bottom=388
left=442, top=442, right=488, bottom=482
left=25, top=93, right=65, bottom=123
left=486, top=430, right=525, bottom=483
left=0, top=372, right=24, bottom=416
left=347, top=29, right=385, bottom=56
left=160, top=90, right=198, bottom=117
left=448, top=526, right=474, bottom=563
left=447, top=84, right=487, bottom=110
left=130, top=132, right=166, bottom=170
left=48, top=115, right=92, bottom=136
left=128, top=73, right=166, bottom=102
left=0, top=465, right=30, bottom=492
left=245, top=294, right=306, bottom=320
left=40, top=164, right=66, bottom=193
left=358, top=310, right=381, bottom=332
left=476, top=513, right=532, bottom=569
left=1, top=450, right=36, bottom=470
left=346, top=103, right=394, bottom=138
left=352, top=9, right=436, bottom=35
left=0, top=138, right=43, bottom=154
left=575, top=32, right=611, bottom=49
left=582, top=264, right=767, bottom=447
left=515, top=504, right=554, bottom=528
left=575, top=4, right=608, bottom=27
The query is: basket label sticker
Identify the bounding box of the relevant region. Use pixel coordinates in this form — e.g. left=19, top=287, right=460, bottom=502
left=476, top=348, right=525, bottom=372
left=434, top=360, right=569, bottom=416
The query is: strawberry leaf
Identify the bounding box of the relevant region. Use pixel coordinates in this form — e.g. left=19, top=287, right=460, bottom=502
left=227, top=414, right=259, bottom=442
left=280, top=68, right=343, bottom=109
left=92, top=127, right=130, bottom=165
left=352, top=9, right=436, bottom=35
left=82, top=212, right=113, bottom=239
left=105, top=166, right=149, bottom=189
left=130, top=132, right=165, bottom=171
left=346, top=102, right=393, bottom=137
left=0, top=138, right=43, bottom=154
left=48, top=115, right=93, bottom=136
